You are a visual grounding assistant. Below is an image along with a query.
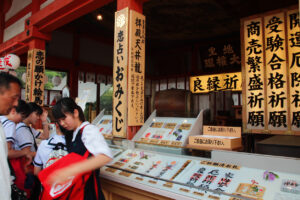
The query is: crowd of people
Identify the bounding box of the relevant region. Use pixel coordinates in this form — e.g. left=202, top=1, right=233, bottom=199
left=0, top=72, right=112, bottom=200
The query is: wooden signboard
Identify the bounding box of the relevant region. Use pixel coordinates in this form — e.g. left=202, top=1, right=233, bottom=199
left=127, top=10, right=146, bottom=126
left=242, top=6, right=300, bottom=135
left=190, top=72, right=242, bottom=94
left=25, top=49, right=45, bottom=105
left=112, top=8, right=129, bottom=138
left=189, top=126, right=242, bottom=150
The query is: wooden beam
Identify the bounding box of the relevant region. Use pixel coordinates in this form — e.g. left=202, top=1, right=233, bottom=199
left=0, top=32, right=28, bottom=56
left=5, top=0, right=46, bottom=28
left=0, top=25, right=50, bottom=56
left=29, top=0, right=113, bottom=33
left=5, top=3, right=32, bottom=28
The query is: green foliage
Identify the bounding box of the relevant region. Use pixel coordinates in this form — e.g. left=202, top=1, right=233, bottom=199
left=14, top=66, right=67, bottom=90
left=100, top=86, right=113, bottom=113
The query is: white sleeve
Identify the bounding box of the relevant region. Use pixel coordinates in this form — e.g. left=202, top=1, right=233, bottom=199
left=31, top=128, right=41, bottom=138
left=16, top=127, right=33, bottom=149
left=82, top=125, right=113, bottom=158
left=4, top=123, right=16, bottom=144
left=33, top=142, right=44, bottom=167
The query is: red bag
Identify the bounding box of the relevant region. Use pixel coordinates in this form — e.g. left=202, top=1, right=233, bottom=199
left=10, top=157, right=33, bottom=198
left=38, top=152, right=91, bottom=199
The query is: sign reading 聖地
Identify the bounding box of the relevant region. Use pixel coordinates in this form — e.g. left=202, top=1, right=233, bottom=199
left=190, top=72, right=242, bottom=93
left=112, top=8, right=129, bottom=138
left=127, top=10, right=145, bottom=126
left=242, top=7, right=300, bottom=135
left=25, top=49, right=45, bottom=106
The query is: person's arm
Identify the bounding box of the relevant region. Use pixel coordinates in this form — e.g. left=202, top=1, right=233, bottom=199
left=34, top=166, right=42, bottom=176
left=47, top=154, right=112, bottom=185
left=38, top=109, right=49, bottom=140
left=7, top=142, right=35, bottom=160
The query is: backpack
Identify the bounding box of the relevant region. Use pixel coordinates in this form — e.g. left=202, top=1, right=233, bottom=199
left=45, top=142, right=68, bottom=168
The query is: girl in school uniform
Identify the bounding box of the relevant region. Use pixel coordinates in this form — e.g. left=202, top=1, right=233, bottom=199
left=50, top=97, right=112, bottom=200
left=15, top=102, right=49, bottom=199
left=0, top=99, right=34, bottom=161
left=33, top=123, right=69, bottom=175
left=15, top=102, right=49, bottom=153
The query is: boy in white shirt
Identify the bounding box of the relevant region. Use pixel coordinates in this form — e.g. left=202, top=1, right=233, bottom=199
left=0, top=99, right=35, bottom=161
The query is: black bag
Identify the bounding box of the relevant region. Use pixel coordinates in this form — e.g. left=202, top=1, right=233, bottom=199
left=8, top=159, right=28, bottom=200
left=11, top=183, right=27, bottom=200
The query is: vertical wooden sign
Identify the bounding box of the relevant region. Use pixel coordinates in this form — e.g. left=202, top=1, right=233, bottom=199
left=243, top=18, right=266, bottom=132
left=25, top=49, right=45, bottom=105
left=287, top=9, right=300, bottom=134
left=128, top=10, right=146, bottom=126
left=242, top=7, right=299, bottom=135
left=25, top=50, right=33, bottom=102
left=264, top=13, right=288, bottom=132
left=112, top=8, right=129, bottom=138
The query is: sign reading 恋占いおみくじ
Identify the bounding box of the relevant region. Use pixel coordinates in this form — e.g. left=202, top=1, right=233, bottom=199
left=242, top=7, right=300, bottom=134
left=112, top=8, right=129, bottom=138
left=190, top=72, right=242, bottom=94
left=127, top=10, right=145, bottom=126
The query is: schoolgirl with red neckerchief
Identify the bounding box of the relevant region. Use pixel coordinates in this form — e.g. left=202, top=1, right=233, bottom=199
left=48, top=97, right=112, bottom=200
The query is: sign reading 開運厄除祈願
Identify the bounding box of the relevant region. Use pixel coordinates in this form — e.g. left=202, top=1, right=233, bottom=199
left=242, top=7, right=300, bottom=135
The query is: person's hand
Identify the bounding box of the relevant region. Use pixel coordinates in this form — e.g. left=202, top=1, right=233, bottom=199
left=47, top=168, right=74, bottom=186
left=40, top=109, right=48, bottom=122
left=25, top=153, right=33, bottom=164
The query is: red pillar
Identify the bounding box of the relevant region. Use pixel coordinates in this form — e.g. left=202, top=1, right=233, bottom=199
left=0, top=0, right=12, bottom=43
left=32, top=0, right=41, bottom=14
left=117, top=0, right=143, bottom=13
left=0, top=12, right=4, bottom=44
left=28, top=38, right=45, bottom=50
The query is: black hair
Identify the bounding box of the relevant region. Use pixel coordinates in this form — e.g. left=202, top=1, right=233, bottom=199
left=27, top=102, right=43, bottom=116
left=57, top=123, right=73, bottom=150
left=15, top=99, right=31, bottom=119
left=52, top=97, right=85, bottom=122
left=0, top=72, right=22, bottom=93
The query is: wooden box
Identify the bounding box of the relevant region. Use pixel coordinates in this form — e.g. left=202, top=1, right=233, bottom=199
left=188, top=126, right=242, bottom=150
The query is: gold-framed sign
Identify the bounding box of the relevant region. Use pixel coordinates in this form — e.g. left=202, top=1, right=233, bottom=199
left=190, top=72, right=242, bottom=94
left=242, top=6, right=300, bottom=135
